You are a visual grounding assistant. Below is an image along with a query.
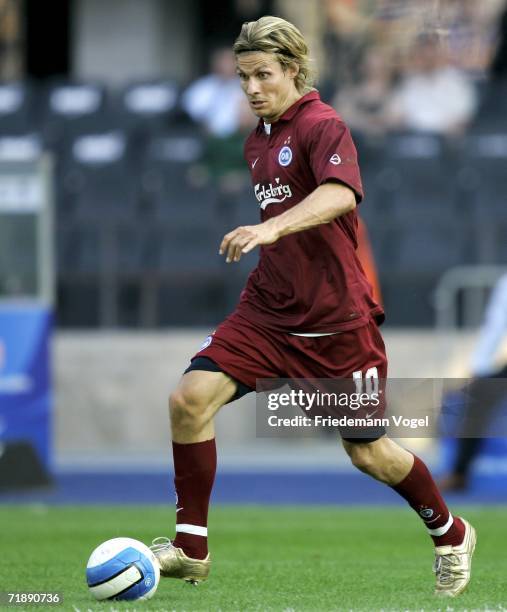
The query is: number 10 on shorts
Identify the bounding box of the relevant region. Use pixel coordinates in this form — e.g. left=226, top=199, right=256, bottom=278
left=352, top=367, right=379, bottom=395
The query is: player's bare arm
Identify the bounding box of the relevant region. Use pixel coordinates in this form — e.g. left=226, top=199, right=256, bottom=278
left=219, top=182, right=356, bottom=263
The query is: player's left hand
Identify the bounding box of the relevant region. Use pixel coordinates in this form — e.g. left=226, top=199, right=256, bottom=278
left=219, top=222, right=279, bottom=263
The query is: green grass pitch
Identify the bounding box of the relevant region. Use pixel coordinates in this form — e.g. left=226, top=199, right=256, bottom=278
left=0, top=505, right=505, bottom=611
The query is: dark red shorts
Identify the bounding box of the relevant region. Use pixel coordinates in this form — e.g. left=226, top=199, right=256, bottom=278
left=193, top=311, right=387, bottom=388
left=191, top=312, right=388, bottom=439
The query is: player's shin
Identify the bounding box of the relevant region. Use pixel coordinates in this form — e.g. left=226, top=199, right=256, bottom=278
left=391, top=454, right=465, bottom=547
left=171, top=439, right=217, bottom=559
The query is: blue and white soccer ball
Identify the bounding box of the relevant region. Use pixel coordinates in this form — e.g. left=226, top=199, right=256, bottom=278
left=86, top=537, right=160, bottom=601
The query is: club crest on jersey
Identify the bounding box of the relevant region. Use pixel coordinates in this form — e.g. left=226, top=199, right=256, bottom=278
left=278, top=146, right=293, bottom=167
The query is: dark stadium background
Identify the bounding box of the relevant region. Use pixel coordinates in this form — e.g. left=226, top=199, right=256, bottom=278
left=1, top=0, right=505, bottom=329
left=1, top=4, right=507, bottom=605
left=0, top=0, right=506, bottom=490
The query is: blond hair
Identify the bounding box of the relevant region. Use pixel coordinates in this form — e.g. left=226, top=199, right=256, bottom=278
left=233, top=16, right=315, bottom=94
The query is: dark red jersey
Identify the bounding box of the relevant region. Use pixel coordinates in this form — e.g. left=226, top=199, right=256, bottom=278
left=235, top=90, right=384, bottom=333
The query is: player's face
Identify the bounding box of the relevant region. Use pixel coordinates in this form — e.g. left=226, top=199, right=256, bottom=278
left=236, top=52, right=301, bottom=123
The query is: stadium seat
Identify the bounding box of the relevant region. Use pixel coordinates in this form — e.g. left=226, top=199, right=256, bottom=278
left=111, top=217, right=227, bottom=326
left=156, top=276, right=227, bottom=326
left=56, top=222, right=104, bottom=274
left=218, top=184, right=260, bottom=310
left=471, top=81, right=507, bottom=131
left=0, top=133, right=42, bottom=162
left=114, top=221, right=157, bottom=275
left=41, top=81, right=111, bottom=149
left=116, top=80, right=180, bottom=137
left=58, top=130, right=137, bottom=219
left=380, top=132, right=458, bottom=218
left=140, top=129, right=218, bottom=223
left=457, top=131, right=507, bottom=262
left=459, top=132, right=507, bottom=209
left=0, top=82, right=38, bottom=135
left=113, top=222, right=154, bottom=327
left=155, top=221, right=222, bottom=270
left=151, top=219, right=227, bottom=325
left=377, top=205, right=468, bottom=274
left=352, top=137, right=387, bottom=226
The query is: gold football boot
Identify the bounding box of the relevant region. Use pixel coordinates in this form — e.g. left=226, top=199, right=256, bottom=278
left=433, top=518, right=476, bottom=597
left=150, top=537, right=210, bottom=585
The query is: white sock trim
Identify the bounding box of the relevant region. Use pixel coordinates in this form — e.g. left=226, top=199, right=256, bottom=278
left=427, top=513, right=454, bottom=536
left=176, top=523, right=208, bottom=537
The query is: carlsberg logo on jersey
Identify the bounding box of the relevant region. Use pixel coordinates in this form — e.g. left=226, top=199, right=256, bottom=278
left=254, top=178, right=293, bottom=210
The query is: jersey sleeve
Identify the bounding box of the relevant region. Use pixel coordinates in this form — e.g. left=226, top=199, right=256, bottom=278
left=307, top=118, right=363, bottom=203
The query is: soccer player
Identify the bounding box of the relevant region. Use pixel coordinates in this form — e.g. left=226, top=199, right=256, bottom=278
left=151, top=16, right=476, bottom=597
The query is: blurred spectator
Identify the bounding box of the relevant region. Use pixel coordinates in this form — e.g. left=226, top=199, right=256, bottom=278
left=439, top=273, right=507, bottom=492
left=203, top=96, right=256, bottom=198
left=322, top=0, right=372, bottom=97
left=0, top=0, right=23, bottom=79
left=386, top=32, right=478, bottom=136
left=332, top=47, right=394, bottom=138
left=442, top=0, right=501, bottom=81
left=181, top=47, right=244, bottom=138
left=467, top=1, right=507, bottom=129
left=373, top=0, right=426, bottom=52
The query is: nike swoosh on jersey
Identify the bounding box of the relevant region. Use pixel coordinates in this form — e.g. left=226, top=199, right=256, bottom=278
left=252, top=157, right=259, bottom=169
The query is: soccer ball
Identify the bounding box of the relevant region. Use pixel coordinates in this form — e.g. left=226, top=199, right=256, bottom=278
left=86, top=537, right=160, bottom=601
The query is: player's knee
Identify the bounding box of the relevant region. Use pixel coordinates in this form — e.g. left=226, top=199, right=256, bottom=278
left=346, top=444, right=377, bottom=475
left=169, top=388, right=207, bottom=430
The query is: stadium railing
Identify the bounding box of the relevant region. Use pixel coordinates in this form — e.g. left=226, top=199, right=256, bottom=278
left=434, top=265, right=507, bottom=329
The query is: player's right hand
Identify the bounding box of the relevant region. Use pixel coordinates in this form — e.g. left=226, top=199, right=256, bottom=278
left=219, top=222, right=279, bottom=263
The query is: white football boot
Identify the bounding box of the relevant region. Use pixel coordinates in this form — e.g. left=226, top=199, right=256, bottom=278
left=433, top=517, right=476, bottom=597
left=150, top=538, right=210, bottom=585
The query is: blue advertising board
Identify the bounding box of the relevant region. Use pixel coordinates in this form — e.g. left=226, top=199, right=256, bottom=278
left=0, top=305, right=52, bottom=470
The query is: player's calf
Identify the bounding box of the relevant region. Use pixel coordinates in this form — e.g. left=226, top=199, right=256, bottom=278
left=342, top=437, right=413, bottom=485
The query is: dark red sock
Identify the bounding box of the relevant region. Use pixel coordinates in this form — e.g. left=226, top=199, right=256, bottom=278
left=392, top=454, right=465, bottom=547
left=171, top=439, right=216, bottom=560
